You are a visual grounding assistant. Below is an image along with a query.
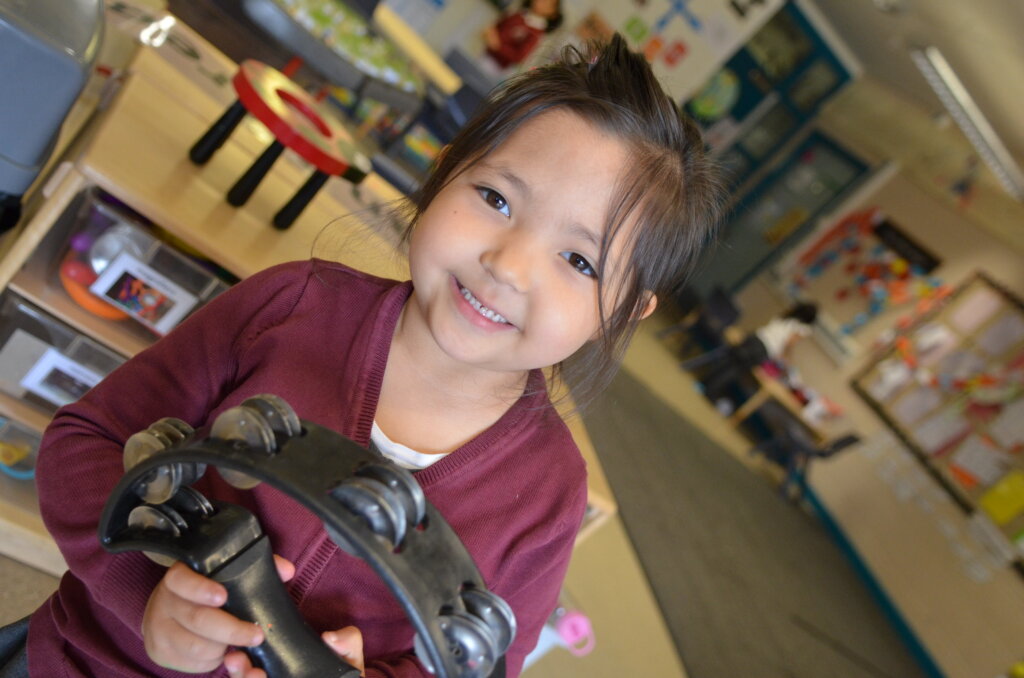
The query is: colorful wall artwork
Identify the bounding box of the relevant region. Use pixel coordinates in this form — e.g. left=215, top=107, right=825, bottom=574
left=783, top=207, right=949, bottom=336
left=578, top=0, right=786, bottom=100
left=852, top=273, right=1024, bottom=568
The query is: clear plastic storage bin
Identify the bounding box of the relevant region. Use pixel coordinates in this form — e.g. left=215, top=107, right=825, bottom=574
left=0, top=417, right=43, bottom=481
left=58, top=189, right=232, bottom=336
left=0, top=291, right=125, bottom=412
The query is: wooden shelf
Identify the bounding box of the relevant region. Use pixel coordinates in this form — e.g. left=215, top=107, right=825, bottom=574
left=77, top=47, right=408, bottom=282
left=0, top=469, right=66, bottom=577
left=0, top=392, right=53, bottom=435
left=9, top=257, right=155, bottom=361
left=371, top=6, right=461, bottom=96
left=5, top=171, right=157, bottom=359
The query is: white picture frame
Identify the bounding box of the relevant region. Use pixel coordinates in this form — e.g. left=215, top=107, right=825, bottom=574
left=89, top=251, right=198, bottom=335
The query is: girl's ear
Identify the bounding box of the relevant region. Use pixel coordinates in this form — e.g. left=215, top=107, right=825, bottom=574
left=636, top=292, right=658, bottom=321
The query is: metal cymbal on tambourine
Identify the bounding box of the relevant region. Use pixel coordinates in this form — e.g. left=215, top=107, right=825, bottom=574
left=99, top=395, right=514, bottom=678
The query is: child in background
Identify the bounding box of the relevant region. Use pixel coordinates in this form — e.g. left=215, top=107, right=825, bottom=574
left=483, top=0, right=563, bottom=70
left=694, top=302, right=819, bottom=415
left=755, top=302, right=818, bottom=364
left=27, top=34, right=723, bottom=678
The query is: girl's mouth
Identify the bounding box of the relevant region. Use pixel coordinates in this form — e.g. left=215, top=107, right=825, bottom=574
left=458, top=283, right=510, bottom=325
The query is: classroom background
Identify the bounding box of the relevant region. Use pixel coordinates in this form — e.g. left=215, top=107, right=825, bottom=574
left=1, top=1, right=1023, bottom=676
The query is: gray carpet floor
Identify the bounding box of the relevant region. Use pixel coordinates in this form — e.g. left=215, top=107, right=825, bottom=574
left=581, top=370, right=927, bottom=678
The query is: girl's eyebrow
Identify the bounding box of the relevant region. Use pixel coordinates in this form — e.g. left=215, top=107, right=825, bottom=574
left=479, top=161, right=530, bottom=198
left=478, top=161, right=600, bottom=250
left=566, top=221, right=601, bottom=251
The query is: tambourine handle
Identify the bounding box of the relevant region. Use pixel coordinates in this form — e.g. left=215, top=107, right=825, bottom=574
left=212, top=534, right=358, bottom=678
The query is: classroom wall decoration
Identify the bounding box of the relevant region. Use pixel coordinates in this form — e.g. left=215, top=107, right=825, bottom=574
left=851, top=273, right=1024, bottom=569
left=782, top=207, right=949, bottom=336
left=583, top=0, right=785, bottom=101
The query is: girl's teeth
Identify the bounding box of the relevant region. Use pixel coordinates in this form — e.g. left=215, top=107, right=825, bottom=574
left=460, top=286, right=509, bottom=324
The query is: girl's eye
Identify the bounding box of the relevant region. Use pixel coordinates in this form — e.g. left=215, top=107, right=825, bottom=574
left=476, top=187, right=510, bottom=217
left=561, top=252, right=597, bottom=279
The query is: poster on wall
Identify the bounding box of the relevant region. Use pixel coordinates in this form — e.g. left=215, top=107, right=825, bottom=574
left=776, top=207, right=947, bottom=337
left=581, top=0, right=786, bottom=101
left=851, top=273, right=1024, bottom=568
left=691, top=132, right=866, bottom=295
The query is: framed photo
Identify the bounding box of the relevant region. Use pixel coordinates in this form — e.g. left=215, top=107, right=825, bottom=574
left=89, top=251, right=198, bottom=335
left=19, top=347, right=104, bottom=408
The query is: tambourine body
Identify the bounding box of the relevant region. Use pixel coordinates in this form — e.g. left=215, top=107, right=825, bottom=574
left=99, top=397, right=514, bottom=678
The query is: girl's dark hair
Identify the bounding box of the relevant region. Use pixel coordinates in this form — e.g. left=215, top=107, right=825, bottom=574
left=405, top=33, right=724, bottom=407
left=783, top=302, right=818, bottom=325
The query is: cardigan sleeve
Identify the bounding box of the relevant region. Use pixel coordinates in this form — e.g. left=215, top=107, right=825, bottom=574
left=493, top=480, right=587, bottom=677
left=35, top=261, right=311, bottom=639
left=360, top=479, right=586, bottom=678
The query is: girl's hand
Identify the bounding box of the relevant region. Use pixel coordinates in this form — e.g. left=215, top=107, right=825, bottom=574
left=142, top=556, right=295, bottom=676
left=322, top=626, right=365, bottom=676
left=224, top=625, right=365, bottom=678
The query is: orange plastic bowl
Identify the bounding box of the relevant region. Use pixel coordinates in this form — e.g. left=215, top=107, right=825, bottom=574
left=59, top=259, right=129, bottom=320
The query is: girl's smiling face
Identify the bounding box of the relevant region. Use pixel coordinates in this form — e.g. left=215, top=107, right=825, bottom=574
left=404, top=110, right=650, bottom=379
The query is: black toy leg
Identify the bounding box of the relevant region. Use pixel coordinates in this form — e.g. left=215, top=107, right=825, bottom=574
left=228, top=141, right=285, bottom=206
left=190, top=101, right=247, bottom=165
left=273, top=171, right=329, bottom=230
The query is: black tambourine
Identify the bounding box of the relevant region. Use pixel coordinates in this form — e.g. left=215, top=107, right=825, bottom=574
left=99, top=395, right=515, bottom=678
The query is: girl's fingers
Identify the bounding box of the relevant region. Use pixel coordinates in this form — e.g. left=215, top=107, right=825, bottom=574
left=165, top=557, right=293, bottom=601
left=163, top=562, right=227, bottom=606
left=223, top=649, right=267, bottom=678
left=272, top=554, right=295, bottom=582
left=148, top=619, right=225, bottom=672
left=324, top=626, right=365, bottom=675
left=175, top=604, right=265, bottom=648
left=152, top=556, right=295, bottom=675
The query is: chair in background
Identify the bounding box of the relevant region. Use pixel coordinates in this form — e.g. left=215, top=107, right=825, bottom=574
left=751, top=410, right=861, bottom=500
left=658, top=286, right=739, bottom=352
left=666, top=287, right=761, bottom=414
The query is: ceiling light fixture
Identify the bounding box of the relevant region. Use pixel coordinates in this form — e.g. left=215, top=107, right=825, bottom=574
left=910, top=46, right=1024, bottom=202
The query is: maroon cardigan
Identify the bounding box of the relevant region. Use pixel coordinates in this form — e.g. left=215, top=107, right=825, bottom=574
left=29, top=259, right=587, bottom=677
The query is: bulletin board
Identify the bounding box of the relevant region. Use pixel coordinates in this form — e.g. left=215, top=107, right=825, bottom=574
left=851, top=273, right=1024, bottom=568
left=779, top=207, right=948, bottom=337
left=575, top=0, right=786, bottom=103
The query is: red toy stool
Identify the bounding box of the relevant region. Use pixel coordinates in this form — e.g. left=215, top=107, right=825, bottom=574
left=189, top=60, right=372, bottom=230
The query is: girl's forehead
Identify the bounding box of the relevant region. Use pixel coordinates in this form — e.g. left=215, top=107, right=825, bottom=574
left=481, top=110, right=632, bottom=175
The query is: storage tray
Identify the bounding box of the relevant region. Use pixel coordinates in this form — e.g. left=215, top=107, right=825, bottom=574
left=0, top=290, right=125, bottom=412
left=58, top=189, right=232, bottom=336
left=0, top=416, right=43, bottom=481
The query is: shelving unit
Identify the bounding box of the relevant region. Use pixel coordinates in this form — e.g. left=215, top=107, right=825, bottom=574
left=7, top=187, right=155, bottom=359
left=0, top=42, right=406, bottom=575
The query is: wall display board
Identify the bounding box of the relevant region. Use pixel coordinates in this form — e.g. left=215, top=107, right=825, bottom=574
left=682, top=0, right=852, bottom=190
left=580, top=0, right=785, bottom=103
left=851, top=273, right=1024, bottom=572
left=777, top=207, right=948, bottom=337
left=692, top=130, right=867, bottom=294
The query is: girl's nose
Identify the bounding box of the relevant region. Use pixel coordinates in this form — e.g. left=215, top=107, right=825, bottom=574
left=481, top=231, right=533, bottom=291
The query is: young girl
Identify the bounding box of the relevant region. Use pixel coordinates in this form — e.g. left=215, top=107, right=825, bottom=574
left=27, top=34, right=722, bottom=677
